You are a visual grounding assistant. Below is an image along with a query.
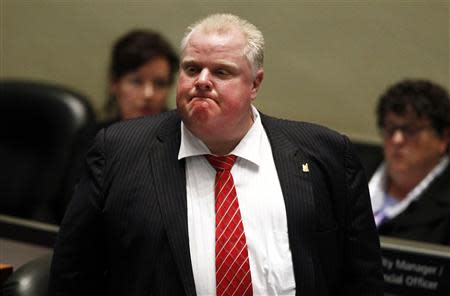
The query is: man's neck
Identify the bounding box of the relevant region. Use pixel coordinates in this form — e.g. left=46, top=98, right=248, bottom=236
left=207, top=140, right=240, bottom=156
left=387, top=160, right=442, bottom=200
left=190, top=109, right=255, bottom=156
left=387, top=180, right=414, bottom=201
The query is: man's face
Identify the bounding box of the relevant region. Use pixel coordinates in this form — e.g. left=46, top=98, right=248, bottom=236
left=176, top=29, right=263, bottom=147
left=381, top=111, right=449, bottom=179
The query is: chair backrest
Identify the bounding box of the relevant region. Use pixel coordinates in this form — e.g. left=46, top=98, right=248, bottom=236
left=351, top=140, right=384, bottom=179
left=1, top=254, right=52, bottom=296
left=0, top=80, right=96, bottom=223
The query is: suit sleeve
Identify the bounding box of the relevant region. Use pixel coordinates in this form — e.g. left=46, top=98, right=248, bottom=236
left=341, top=135, right=384, bottom=295
left=48, top=129, right=108, bottom=296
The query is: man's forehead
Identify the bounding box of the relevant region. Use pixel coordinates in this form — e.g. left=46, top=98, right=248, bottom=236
left=185, top=29, right=246, bottom=51
left=385, top=111, right=430, bottom=125
left=181, top=33, right=246, bottom=65
left=181, top=56, right=238, bottom=68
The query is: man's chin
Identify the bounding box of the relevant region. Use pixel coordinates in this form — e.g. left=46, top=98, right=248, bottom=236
left=187, top=99, right=216, bottom=116
left=179, top=105, right=211, bottom=126
left=388, top=164, right=410, bottom=176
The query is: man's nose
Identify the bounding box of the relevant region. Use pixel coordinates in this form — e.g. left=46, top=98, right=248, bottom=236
left=143, top=83, right=154, bottom=98
left=391, top=129, right=406, bottom=144
left=194, top=69, right=212, bottom=90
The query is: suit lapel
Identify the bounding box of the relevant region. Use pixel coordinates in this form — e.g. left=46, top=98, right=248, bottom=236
left=261, top=114, right=316, bottom=295
left=149, top=113, right=196, bottom=296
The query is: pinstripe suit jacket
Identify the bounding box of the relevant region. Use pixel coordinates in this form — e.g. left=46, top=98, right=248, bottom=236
left=49, top=111, right=383, bottom=296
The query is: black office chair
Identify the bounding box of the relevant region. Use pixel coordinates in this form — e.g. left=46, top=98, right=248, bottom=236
left=352, top=140, right=384, bottom=179
left=0, top=80, right=96, bottom=223
left=1, top=254, right=52, bottom=296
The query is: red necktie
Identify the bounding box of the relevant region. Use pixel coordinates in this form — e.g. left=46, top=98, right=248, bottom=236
left=205, top=155, right=253, bottom=296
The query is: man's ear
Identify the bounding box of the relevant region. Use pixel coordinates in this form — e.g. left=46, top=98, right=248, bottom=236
left=250, top=69, right=264, bottom=100
left=110, top=81, right=118, bottom=96
left=440, top=127, right=450, bottom=154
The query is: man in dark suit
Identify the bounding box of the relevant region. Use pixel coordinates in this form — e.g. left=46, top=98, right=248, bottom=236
left=370, top=79, right=450, bottom=245
left=49, top=13, right=382, bottom=295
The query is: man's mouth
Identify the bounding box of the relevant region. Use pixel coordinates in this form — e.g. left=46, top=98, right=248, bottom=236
left=190, top=96, right=213, bottom=102
left=139, top=107, right=156, bottom=115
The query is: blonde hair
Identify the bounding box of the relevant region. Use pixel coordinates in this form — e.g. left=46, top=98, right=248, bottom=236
left=181, top=13, right=264, bottom=74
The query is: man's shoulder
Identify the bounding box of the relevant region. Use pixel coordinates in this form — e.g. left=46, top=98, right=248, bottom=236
left=427, top=160, right=450, bottom=203
left=104, top=110, right=180, bottom=139
left=93, top=111, right=180, bottom=152
left=260, top=113, right=346, bottom=147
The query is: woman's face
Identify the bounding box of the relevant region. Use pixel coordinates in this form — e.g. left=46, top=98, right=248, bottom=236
left=112, top=56, right=172, bottom=120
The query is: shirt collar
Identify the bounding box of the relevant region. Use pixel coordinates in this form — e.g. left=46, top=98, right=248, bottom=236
left=370, top=155, right=450, bottom=215
left=178, top=105, right=263, bottom=167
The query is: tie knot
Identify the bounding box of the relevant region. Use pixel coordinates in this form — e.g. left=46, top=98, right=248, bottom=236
left=205, top=155, right=237, bottom=172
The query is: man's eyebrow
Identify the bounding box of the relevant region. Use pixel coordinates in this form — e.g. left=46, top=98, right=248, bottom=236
left=212, top=59, right=238, bottom=68
left=181, top=60, right=196, bottom=66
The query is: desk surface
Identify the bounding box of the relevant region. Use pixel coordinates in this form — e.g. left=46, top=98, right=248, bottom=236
left=0, top=237, right=52, bottom=270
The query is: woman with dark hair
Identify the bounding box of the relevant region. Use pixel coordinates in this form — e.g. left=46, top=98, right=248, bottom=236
left=103, top=29, right=179, bottom=125
left=58, top=30, right=178, bottom=222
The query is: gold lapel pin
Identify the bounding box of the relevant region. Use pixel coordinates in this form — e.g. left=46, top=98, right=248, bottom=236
left=302, top=163, right=309, bottom=173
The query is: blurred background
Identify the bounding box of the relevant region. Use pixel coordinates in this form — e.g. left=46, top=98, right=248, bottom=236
left=2, top=0, right=448, bottom=143
left=1, top=1, right=449, bottom=293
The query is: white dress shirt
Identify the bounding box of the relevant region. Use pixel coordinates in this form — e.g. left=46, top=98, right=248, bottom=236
left=369, top=156, right=449, bottom=226
left=178, top=106, right=296, bottom=296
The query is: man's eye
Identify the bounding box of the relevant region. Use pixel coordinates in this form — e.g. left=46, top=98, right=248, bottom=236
left=130, top=77, right=143, bottom=85
left=184, top=66, right=198, bottom=75
left=215, top=69, right=229, bottom=76
left=154, top=79, right=169, bottom=89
